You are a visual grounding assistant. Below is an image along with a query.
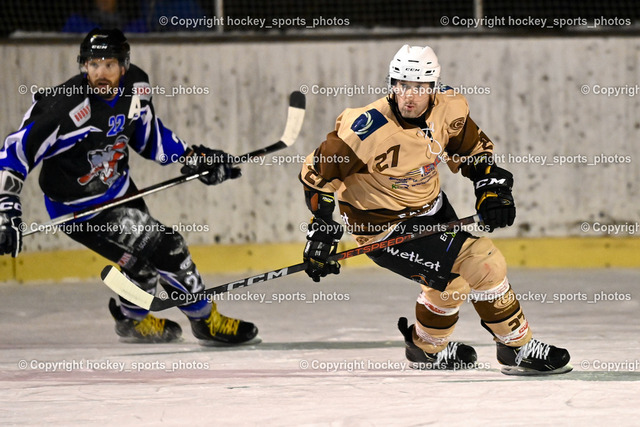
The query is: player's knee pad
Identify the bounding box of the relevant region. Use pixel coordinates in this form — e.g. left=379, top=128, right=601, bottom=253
left=158, top=261, right=210, bottom=318
left=150, top=230, right=191, bottom=271
left=421, top=275, right=469, bottom=311
left=121, top=264, right=158, bottom=292
left=413, top=276, right=469, bottom=353
left=471, top=278, right=532, bottom=347
left=412, top=315, right=455, bottom=354
left=157, top=257, right=204, bottom=294
left=416, top=292, right=460, bottom=321
left=456, top=237, right=507, bottom=291
left=480, top=307, right=532, bottom=347
left=152, top=232, right=209, bottom=318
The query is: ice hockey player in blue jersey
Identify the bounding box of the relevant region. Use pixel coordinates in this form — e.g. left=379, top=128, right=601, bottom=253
left=0, top=28, right=258, bottom=345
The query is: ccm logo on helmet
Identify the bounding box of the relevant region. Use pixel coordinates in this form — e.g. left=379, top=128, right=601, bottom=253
left=0, top=201, right=21, bottom=211
left=475, top=177, right=506, bottom=189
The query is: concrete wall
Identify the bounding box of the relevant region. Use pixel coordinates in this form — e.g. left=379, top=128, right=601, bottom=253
left=1, top=37, right=639, bottom=253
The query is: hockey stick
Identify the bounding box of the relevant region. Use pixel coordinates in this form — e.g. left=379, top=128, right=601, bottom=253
left=23, top=91, right=306, bottom=237
left=101, top=214, right=481, bottom=311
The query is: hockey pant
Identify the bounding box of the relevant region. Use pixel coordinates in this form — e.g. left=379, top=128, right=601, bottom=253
left=64, top=197, right=210, bottom=320
left=368, top=193, right=532, bottom=353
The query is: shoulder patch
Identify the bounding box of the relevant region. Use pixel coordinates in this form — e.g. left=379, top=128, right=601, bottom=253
left=350, top=109, right=388, bottom=141
left=133, top=82, right=152, bottom=102
left=69, top=98, right=91, bottom=127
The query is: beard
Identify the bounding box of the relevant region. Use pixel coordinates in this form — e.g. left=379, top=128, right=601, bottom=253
left=89, top=78, right=120, bottom=99
left=399, top=103, right=426, bottom=118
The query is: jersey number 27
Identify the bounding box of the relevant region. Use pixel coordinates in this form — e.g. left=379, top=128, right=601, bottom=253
left=375, top=144, right=400, bottom=172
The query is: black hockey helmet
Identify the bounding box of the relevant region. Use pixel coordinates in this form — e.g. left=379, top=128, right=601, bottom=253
left=78, top=28, right=130, bottom=71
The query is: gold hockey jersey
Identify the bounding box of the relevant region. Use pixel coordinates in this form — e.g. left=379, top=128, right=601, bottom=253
left=301, top=89, right=493, bottom=242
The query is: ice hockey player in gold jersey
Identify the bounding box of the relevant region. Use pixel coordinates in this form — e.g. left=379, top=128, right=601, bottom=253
left=300, top=44, right=572, bottom=375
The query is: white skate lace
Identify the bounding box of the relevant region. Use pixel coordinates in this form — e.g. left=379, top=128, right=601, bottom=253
left=515, top=339, right=550, bottom=366
left=435, top=342, right=460, bottom=365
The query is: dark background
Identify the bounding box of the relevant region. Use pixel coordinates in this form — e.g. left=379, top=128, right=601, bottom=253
left=1, top=0, right=639, bottom=36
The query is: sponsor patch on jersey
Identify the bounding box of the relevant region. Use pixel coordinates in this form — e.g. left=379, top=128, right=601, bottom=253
left=117, top=252, right=136, bottom=268
left=406, top=155, right=442, bottom=178
left=351, top=109, right=387, bottom=141
left=69, top=98, right=91, bottom=127
left=133, top=82, right=152, bottom=102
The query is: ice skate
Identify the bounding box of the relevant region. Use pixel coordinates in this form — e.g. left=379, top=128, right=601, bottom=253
left=398, top=317, right=477, bottom=370
left=497, top=339, right=572, bottom=376
left=190, top=302, right=259, bottom=346
left=108, top=298, right=182, bottom=343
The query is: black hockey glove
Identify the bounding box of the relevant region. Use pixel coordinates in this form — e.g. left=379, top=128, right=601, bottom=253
left=0, top=195, right=23, bottom=257
left=470, top=156, right=516, bottom=232
left=303, top=217, right=343, bottom=282
left=180, top=145, right=242, bottom=185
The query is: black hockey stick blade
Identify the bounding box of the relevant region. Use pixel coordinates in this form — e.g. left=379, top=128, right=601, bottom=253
left=280, top=91, right=306, bottom=146
left=100, top=215, right=480, bottom=311
left=24, top=91, right=305, bottom=237
left=289, top=90, right=306, bottom=109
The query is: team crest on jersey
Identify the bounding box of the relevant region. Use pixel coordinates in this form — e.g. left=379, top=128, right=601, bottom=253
left=77, top=135, right=128, bottom=186
left=450, top=117, right=465, bottom=131
left=69, top=98, right=91, bottom=127
left=351, top=109, right=387, bottom=141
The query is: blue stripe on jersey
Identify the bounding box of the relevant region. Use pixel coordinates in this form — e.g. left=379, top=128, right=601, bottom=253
left=43, top=172, right=129, bottom=221
left=149, top=118, right=187, bottom=165
left=130, top=112, right=186, bottom=165
left=35, top=127, right=101, bottom=164
left=130, top=105, right=152, bottom=154
left=1, top=123, right=101, bottom=178
left=0, top=123, right=34, bottom=177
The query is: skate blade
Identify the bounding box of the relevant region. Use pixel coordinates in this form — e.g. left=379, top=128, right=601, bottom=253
left=117, top=336, right=185, bottom=344
left=197, top=336, right=262, bottom=347
left=501, top=363, right=573, bottom=376
left=409, top=361, right=477, bottom=371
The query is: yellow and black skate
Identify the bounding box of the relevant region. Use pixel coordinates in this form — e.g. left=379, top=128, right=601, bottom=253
left=108, top=298, right=182, bottom=343
left=190, top=302, right=259, bottom=345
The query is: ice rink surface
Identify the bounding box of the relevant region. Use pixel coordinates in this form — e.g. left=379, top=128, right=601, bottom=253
left=1, top=267, right=639, bottom=426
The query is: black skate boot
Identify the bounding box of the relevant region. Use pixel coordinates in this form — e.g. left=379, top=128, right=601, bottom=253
left=190, top=302, right=259, bottom=345
left=398, top=317, right=477, bottom=370
left=497, top=339, right=572, bottom=376
left=108, top=298, right=182, bottom=343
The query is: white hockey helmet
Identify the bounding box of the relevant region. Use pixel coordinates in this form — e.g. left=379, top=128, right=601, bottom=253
left=388, top=44, right=441, bottom=87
